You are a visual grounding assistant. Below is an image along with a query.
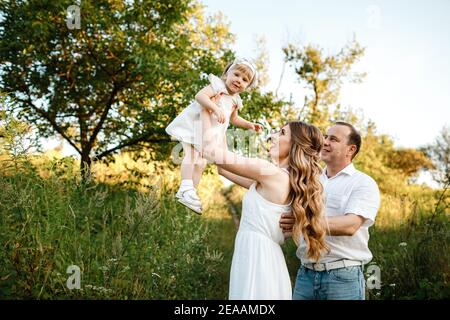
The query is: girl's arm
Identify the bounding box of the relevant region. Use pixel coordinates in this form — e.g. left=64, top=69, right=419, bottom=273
left=195, top=85, right=225, bottom=123
left=229, top=108, right=254, bottom=129
left=230, top=109, right=263, bottom=132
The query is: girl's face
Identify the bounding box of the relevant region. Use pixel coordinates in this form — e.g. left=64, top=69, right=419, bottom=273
left=225, top=67, right=253, bottom=94
left=269, top=124, right=292, bottom=163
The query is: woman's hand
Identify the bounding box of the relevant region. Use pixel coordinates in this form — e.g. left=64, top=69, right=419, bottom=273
left=211, top=93, right=225, bottom=124
left=213, top=108, right=226, bottom=124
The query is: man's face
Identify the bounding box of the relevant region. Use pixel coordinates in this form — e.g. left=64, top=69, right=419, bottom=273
left=321, top=125, right=354, bottom=164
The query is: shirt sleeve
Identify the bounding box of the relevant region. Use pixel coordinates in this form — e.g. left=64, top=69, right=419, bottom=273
left=208, top=74, right=227, bottom=95
left=344, top=176, right=380, bottom=227
left=235, top=95, right=243, bottom=110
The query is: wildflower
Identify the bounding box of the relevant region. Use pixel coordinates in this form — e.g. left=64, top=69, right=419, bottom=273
left=398, top=242, right=407, bottom=247
left=389, top=283, right=396, bottom=287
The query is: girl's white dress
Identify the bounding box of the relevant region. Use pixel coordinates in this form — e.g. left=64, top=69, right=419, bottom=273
left=165, top=74, right=243, bottom=149
left=229, top=182, right=293, bottom=300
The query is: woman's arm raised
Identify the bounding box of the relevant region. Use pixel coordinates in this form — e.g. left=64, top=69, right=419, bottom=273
left=202, top=142, right=280, bottom=184
left=213, top=135, right=255, bottom=189
left=217, top=166, right=255, bottom=189
left=209, top=148, right=278, bottom=182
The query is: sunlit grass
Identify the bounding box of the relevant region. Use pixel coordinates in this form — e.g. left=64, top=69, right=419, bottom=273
left=0, top=149, right=447, bottom=299
left=0, top=151, right=236, bottom=299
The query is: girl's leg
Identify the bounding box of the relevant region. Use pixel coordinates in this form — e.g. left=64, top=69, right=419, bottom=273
left=180, top=142, right=196, bottom=182
left=193, top=156, right=207, bottom=188
left=200, top=108, right=214, bottom=148
left=190, top=108, right=212, bottom=189
left=177, top=143, right=202, bottom=214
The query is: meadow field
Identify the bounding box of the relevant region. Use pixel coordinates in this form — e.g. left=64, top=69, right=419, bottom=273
left=0, top=151, right=448, bottom=299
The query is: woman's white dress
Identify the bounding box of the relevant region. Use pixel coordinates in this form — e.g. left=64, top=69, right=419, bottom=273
left=165, top=74, right=243, bottom=149
left=229, top=182, right=293, bottom=300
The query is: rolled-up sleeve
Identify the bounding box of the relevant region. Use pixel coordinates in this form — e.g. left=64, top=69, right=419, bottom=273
left=345, top=177, right=380, bottom=227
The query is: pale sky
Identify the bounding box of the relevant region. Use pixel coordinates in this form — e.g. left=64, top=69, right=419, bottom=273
left=201, top=0, right=450, bottom=149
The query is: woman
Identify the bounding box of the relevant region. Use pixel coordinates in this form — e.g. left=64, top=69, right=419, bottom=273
left=202, top=121, right=329, bottom=299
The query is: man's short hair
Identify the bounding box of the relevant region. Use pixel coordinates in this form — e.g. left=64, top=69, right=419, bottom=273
left=335, top=121, right=361, bottom=160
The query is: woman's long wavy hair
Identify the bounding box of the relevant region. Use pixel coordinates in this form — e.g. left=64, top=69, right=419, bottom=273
left=287, top=122, right=328, bottom=261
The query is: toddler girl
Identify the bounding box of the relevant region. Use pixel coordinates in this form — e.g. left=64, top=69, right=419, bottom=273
left=166, top=58, right=262, bottom=214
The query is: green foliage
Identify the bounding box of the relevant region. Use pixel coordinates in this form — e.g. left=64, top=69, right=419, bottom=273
left=367, top=188, right=449, bottom=300
left=422, top=125, right=450, bottom=187
left=0, top=157, right=233, bottom=299
left=0, top=92, right=41, bottom=169
left=354, top=123, right=434, bottom=193
left=386, top=148, right=433, bottom=178
left=0, top=0, right=234, bottom=173
left=283, top=38, right=365, bottom=130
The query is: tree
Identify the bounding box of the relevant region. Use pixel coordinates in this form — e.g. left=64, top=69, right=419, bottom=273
left=349, top=122, right=434, bottom=193
left=423, top=126, right=450, bottom=187
left=387, top=148, right=433, bottom=179
left=0, top=0, right=234, bottom=179
left=253, top=35, right=270, bottom=88
left=0, top=92, right=40, bottom=171
left=283, top=39, right=365, bottom=130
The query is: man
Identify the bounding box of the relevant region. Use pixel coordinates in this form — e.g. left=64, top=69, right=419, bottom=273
left=280, top=121, right=380, bottom=300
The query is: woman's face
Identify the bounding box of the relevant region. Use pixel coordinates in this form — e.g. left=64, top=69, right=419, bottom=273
left=269, top=124, right=292, bottom=163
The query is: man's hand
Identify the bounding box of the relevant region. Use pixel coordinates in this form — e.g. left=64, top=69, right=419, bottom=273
left=279, top=212, right=295, bottom=239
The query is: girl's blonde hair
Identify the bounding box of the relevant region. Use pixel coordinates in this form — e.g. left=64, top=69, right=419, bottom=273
left=221, top=61, right=257, bottom=88
left=287, top=121, right=329, bottom=261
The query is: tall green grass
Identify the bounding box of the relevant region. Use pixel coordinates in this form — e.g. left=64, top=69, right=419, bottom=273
left=1, top=151, right=447, bottom=299
left=0, top=156, right=235, bottom=299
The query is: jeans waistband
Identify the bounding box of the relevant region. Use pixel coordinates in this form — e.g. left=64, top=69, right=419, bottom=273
left=302, top=259, right=363, bottom=272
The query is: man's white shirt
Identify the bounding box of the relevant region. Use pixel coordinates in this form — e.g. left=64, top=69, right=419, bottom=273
left=296, top=163, right=380, bottom=265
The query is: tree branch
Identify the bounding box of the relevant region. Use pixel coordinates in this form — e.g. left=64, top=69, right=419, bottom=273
left=17, top=95, right=82, bottom=155
left=87, top=83, right=120, bottom=148
left=94, top=133, right=171, bottom=160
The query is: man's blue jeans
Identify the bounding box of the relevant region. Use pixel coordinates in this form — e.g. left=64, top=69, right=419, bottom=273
left=293, top=265, right=365, bottom=300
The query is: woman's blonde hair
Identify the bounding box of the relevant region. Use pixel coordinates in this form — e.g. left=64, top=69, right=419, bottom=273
left=287, top=121, right=328, bottom=261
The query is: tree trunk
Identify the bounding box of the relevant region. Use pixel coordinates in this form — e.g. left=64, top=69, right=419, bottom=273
left=80, top=151, right=92, bottom=183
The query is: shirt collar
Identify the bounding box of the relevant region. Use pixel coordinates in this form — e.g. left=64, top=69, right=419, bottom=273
left=322, top=163, right=356, bottom=180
